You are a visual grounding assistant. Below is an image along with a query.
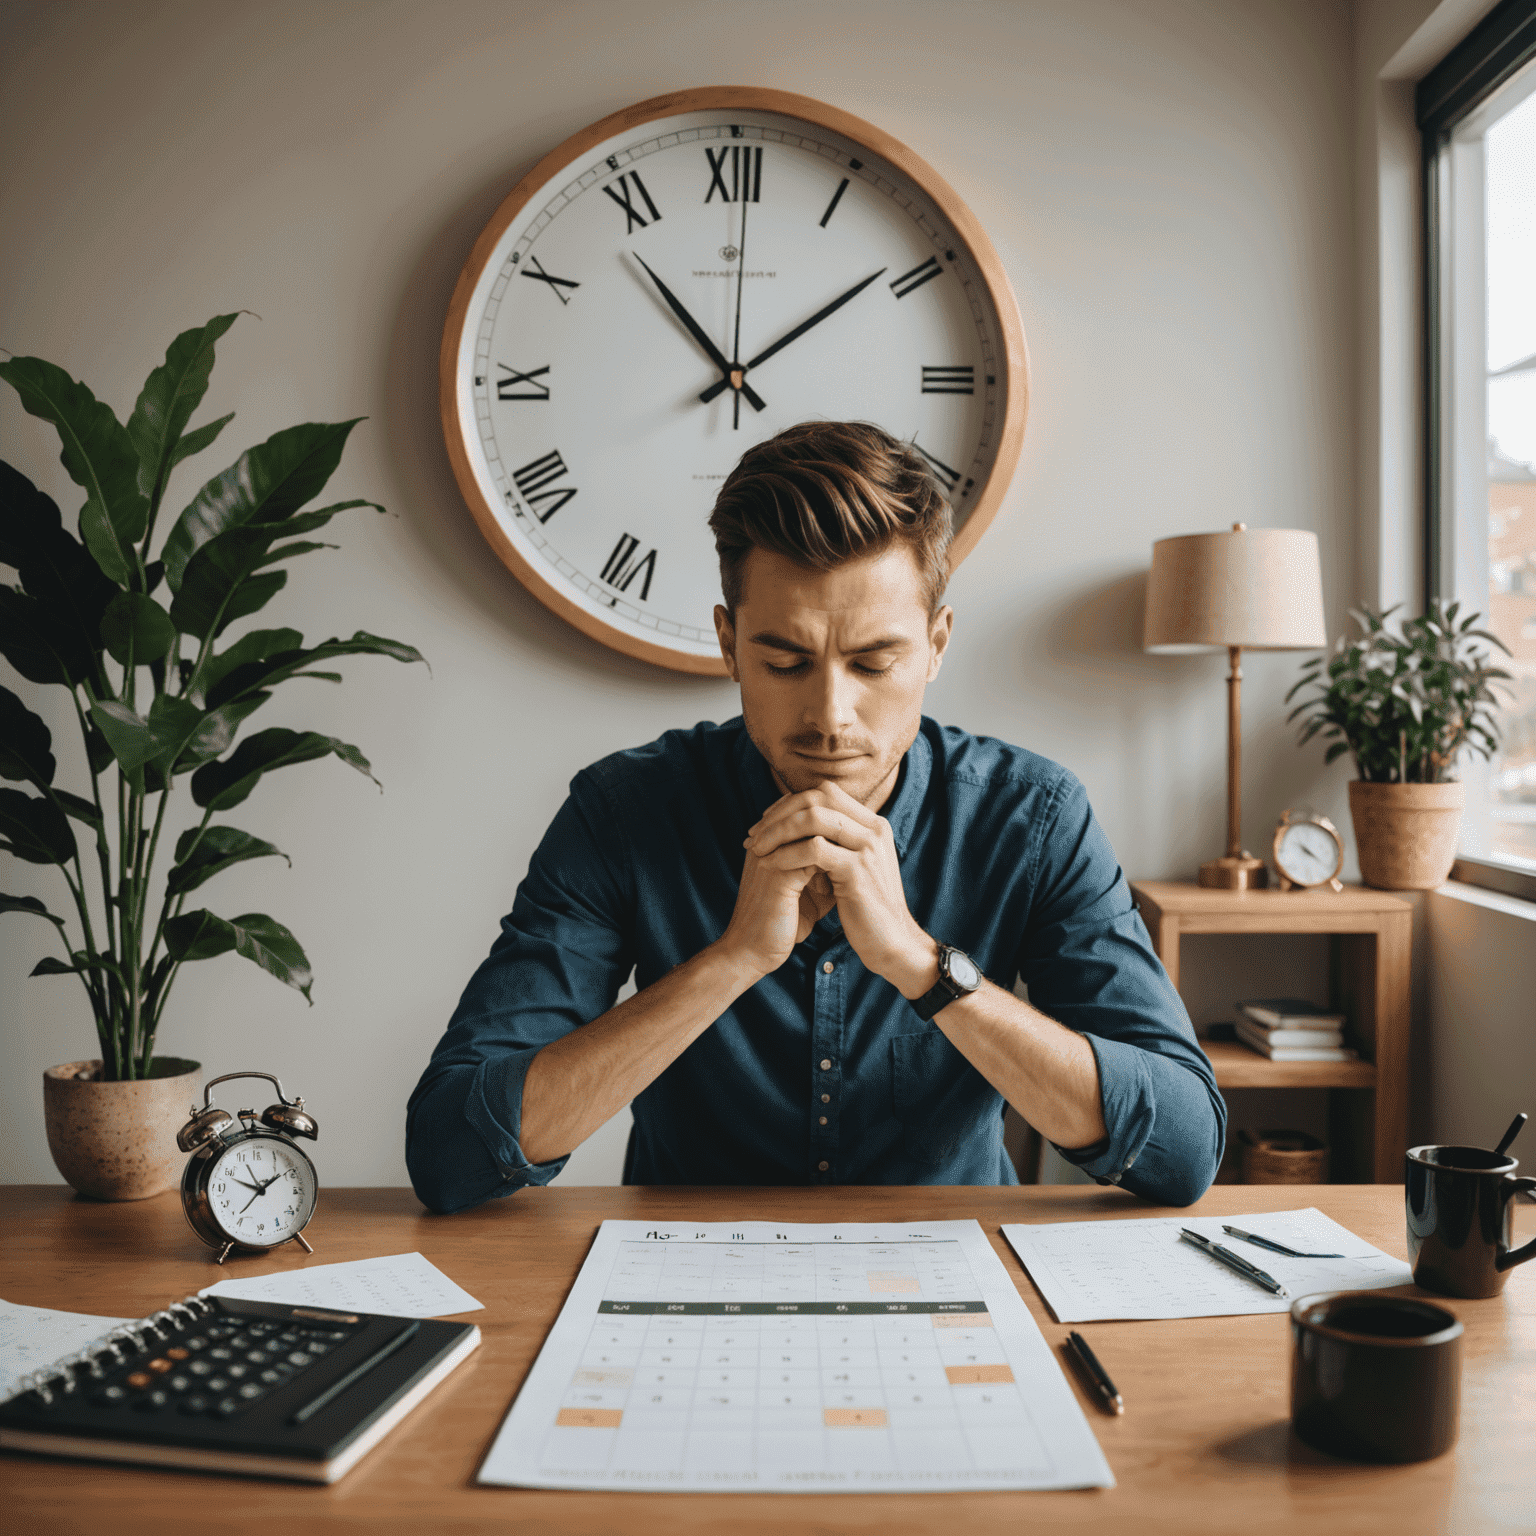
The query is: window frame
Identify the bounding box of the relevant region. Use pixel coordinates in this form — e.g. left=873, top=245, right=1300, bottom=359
left=1418, top=0, right=1536, bottom=902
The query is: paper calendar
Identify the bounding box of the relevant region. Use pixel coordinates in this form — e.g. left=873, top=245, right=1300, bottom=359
left=477, top=1218, right=1112, bottom=1492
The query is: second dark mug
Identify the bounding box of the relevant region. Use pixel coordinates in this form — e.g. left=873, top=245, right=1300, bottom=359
left=1290, top=1291, right=1463, bottom=1462
left=1406, top=1143, right=1536, bottom=1299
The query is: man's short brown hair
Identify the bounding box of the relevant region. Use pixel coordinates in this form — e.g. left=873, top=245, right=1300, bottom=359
left=708, top=421, right=953, bottom=617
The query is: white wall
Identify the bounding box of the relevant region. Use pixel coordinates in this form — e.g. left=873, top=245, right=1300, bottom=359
left=1, top=0, right=1361, bottom=1187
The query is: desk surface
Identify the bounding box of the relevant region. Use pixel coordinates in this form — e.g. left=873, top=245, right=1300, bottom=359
left=2, top=1183, right=1531, bottom=1535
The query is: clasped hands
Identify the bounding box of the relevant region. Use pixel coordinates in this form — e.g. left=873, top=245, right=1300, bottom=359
left=717, top=779, right=938, bottom=999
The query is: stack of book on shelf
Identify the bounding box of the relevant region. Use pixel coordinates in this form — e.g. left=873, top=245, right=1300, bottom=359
left=1234, top=998, right=1356, bottom=1061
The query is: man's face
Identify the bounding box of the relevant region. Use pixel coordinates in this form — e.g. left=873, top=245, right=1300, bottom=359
left=714, top=545, right=953, bottom=809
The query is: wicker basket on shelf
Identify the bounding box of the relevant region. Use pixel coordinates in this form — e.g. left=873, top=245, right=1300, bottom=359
left=1238, top=1128, right=1330, bottom=1184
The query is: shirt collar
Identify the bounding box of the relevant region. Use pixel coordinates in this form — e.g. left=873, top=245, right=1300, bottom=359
left=732, top=717, right=931, bottom=858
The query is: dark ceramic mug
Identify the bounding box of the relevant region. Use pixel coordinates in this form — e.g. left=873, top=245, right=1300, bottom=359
left=1405, top=1144, right=1536, bottom=1299
left=1290, top=1291, right=1462, bottom=1463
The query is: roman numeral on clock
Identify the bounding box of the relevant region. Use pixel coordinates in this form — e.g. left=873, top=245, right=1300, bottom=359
left=600, top=532, right=658, bottom=602
left=890, top=256, right=942, bottom=299
left=497, top=363, right=550, bottom=401
left=705, top=145, right=763, bottom=203
left=819, top=177, right=850, bottom=228
left=520, top=255, right=580, bottom=305
left=921, top=365, right=974, bottom=395
left=602, top=170, right=662, bottom=233
left=512, top=448, right=577, bottom=522
left=912, top=441, right=961, bottom=491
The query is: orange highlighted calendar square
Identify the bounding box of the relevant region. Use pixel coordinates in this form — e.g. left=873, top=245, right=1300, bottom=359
left=824, top=1407, right=889, bottom=1428
left=556, top=1408, right=623, bottom=1428
left=932, top=1311, right=993, bottom=1328
left=866, top=1270, right=920, bottom=1293
left=944, top=1363, right=1014, bottom=1385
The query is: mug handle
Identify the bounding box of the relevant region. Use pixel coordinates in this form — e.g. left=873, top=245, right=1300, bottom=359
left=1497, top=1176, right=1536, bottom=1273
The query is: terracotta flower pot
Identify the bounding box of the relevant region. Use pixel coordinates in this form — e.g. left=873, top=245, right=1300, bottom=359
left=43, top=1058, right=201, bottom=1201
left=1348, top=781, right=1466, bottom=890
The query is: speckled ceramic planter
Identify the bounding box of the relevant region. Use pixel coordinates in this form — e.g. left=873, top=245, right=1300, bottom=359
left=1349, top=781, right=1466, bottom=890
left=43, top=1058, right=201, bottom=1201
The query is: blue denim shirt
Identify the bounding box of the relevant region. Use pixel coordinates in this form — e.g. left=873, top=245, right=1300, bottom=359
left=406, top=717, right=1223, bottom=1212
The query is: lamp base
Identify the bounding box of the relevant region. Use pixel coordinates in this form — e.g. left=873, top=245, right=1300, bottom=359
left=1198, top=855, right=1269, bottom=891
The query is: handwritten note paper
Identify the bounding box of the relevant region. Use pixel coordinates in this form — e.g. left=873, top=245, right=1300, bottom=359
left=0, top=1298, right=131, bottom=1402
left=1003, top=1208, right=1412, bottom=1322
left=202, top=1252, right=483, bottom=1318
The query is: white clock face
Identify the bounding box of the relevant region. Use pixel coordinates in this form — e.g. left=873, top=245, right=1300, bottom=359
left=207, top=1137, right=317, bottom=1247
left=1277, top=822, right=1342, bottom=886
left=445, top=96, right=1023, bottom=671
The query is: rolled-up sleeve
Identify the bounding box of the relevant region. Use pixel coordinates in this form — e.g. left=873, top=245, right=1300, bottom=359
left=1016, top=774, right=1225, bottom=1206
left=405, top=771, right=635, bottom=1214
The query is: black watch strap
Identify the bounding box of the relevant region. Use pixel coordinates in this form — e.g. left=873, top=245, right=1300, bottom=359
left=912, top=945, right=981, bottom=1021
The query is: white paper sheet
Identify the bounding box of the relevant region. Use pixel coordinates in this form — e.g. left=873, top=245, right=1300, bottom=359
left=0, top=1298, right=132, bottom=1402
left=1003, top=1208, right=1413, bottom=1322
left=477, top=1218, right=1114, bottom=1493
left=201, top=1251, right=482, bottom=1318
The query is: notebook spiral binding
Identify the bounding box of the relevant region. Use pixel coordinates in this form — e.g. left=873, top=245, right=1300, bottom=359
left=10, top=1294, right=216, bottom=1406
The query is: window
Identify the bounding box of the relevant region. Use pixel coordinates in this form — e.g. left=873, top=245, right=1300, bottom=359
left=1420, top=0, right=1536, bottom=896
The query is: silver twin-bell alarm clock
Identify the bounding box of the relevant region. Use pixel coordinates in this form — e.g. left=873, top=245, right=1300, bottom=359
left=176, top=1071, right=319, bottom=1265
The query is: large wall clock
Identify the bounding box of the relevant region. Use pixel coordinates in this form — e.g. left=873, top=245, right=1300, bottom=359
left=440, top=86, right=1029, bottom=675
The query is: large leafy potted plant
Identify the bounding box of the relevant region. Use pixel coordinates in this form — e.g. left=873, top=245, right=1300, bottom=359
left=1285, top=601, right=1509, bottom=888
left=1, top=315, right=422, bottom=1198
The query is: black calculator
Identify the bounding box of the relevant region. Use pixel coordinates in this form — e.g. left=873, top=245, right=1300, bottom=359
left=0, top=1294, right=479, bottom=1483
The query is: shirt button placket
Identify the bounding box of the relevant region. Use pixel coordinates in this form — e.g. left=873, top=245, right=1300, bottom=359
left=812, top=952, right=843, bottom=1183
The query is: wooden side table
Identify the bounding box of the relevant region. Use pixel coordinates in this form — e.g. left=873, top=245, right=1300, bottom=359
left=1129, top=881, right=1413, bottom=1183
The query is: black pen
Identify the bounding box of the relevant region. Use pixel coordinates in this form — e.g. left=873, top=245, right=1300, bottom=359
left=1221, top=1224, right=1342, bottom=1259
left=1065, top=1330, right=1123, bottom=1415
left=1179, top=1229, right=1288, bottom=1296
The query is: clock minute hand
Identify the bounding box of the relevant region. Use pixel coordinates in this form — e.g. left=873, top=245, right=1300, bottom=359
left=699, top=266, right=887, bottom=405
left=631, top=252, right=768, bottom=412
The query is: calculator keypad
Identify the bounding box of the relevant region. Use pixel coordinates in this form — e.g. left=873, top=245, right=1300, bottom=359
left=76, top=1317, right=356, bottom=1420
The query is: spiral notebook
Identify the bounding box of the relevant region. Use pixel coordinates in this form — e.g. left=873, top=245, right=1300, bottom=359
left=0, top=1290, right=479, bottom=1483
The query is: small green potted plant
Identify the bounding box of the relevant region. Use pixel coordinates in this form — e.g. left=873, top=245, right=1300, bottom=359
left=1285, top=601, right=1509, bottom=888
left=1, top=315, right=423, bottom=1198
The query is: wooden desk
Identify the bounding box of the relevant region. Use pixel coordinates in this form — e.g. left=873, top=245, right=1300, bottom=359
left=1131, top=881, right=1414, bottom=1182
left=3, top=1185, right=1531, bottom=1534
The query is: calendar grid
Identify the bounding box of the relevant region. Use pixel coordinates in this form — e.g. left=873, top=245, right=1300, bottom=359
left=478, top=1220, right=1114, bottom=1492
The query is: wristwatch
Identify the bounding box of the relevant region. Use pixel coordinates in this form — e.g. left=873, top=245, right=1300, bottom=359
left=912, top=945, right=983, bottom=1020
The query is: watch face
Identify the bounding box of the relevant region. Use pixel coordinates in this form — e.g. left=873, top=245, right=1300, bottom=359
left=1276, top=821, right=1342, bottom=886
left=945, top=949, right=981, bottom=989
left=205, top=1135, right=317, bottom=1248
left=443, top=89, right=1026, bottom=673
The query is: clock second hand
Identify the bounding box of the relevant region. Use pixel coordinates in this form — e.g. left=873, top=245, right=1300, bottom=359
left=631, top=252, right=767, bottom=413
left=699, top=265, right=888, bottom=406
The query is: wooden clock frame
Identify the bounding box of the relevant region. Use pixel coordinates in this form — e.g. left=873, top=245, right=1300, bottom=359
left=439, top=86, right=1031, bottom=676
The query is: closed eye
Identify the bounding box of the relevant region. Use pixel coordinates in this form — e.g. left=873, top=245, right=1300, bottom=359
left=764, top=661, right=894, bottom=677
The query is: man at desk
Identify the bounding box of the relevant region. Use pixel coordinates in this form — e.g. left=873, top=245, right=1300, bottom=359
left=407, top=422, right=1223, bottom=1211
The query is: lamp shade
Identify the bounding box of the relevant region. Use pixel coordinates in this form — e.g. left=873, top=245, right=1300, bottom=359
left=1143, top=526, right=1327, bottom=653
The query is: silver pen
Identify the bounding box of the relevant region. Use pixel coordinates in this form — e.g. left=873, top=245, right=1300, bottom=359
left=1179, top=1228, right=1288, bottom=1296
left=1221, top=1223, right=1342, bottom=1259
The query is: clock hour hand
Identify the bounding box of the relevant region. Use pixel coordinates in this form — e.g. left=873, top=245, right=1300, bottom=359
left=631, top=253, right=768, bottom=412
left=699, top=267, right=887, bottom=405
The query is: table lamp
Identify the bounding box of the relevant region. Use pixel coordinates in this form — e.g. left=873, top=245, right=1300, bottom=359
left=1144, top=523, right=1327, bottom=889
